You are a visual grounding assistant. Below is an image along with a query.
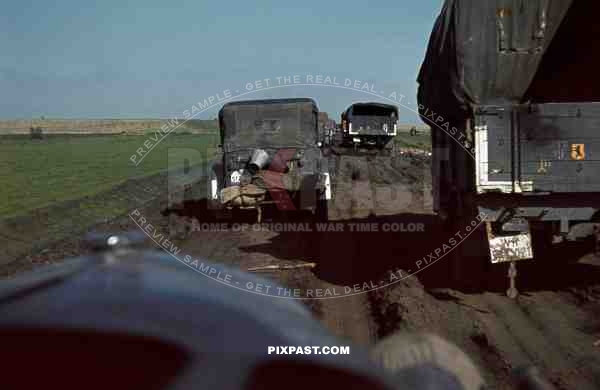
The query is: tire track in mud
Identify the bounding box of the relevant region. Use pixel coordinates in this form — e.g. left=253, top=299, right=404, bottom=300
left=318, top=282, right=378, bottom=347
left=312, top=153, right=378, bottom=346
left=517, top=292, right=600, bottom=388
left=328, top=154, right=373, bottom=221
left=366, top=155, right=425, bottom=217
left=314, top=152, right=431, bottom=347
left=473, top=293, right=599, bottom=389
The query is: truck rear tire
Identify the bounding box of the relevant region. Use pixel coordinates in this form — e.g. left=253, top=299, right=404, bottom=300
left=529, top=221, right=554, bottom=258
left=380, top=140, right=395, bottom=156
left=444, top=192, right=490, bottom=292
left=315, top=190, right=329, bottom=222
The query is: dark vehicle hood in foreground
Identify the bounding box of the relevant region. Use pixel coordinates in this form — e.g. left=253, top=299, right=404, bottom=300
left=0, top=246, right=400, bottom=390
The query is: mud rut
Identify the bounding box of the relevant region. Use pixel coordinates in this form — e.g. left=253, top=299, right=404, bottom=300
left=314, top=153, right=430, bottom=346
left=169, top=150, right=600, bottom=389
left=153, top=151, right=428, bottom=347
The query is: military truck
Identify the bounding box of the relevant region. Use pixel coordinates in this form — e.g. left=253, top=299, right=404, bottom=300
left=419, top=0, right=600, bottom=296
left=340, top=102, right=398, bottom=151
left=325, top=119, right=337, bottom=146
left=317, top=112, right=333, bottom=146
left=209, top=98, right=331, bottom=222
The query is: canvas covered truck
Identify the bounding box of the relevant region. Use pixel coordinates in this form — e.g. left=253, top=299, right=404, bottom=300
left=209, top=98, right=331, bottom=222
left=418, top=0, right=600, bottom=297
left=341, top=103, right=398, bottom=151
left=323, top=120, right=337, bottom=147
left=318, top=112, right=329, bottom=141
left=318, top=112, right=336, bottom=146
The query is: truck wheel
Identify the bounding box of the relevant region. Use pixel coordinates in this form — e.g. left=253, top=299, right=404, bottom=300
left=444, top=192, right=490, bottom=292
left=529, top=221, right=554, bottom=259
left=315, top=190, right=329, bottom=222
left=380, top=140, right=394, bottom=157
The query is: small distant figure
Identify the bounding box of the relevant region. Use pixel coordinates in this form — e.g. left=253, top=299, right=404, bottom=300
left=30, top=126, right=44, bottom=140
left=409, top=126, right=417, bottom=136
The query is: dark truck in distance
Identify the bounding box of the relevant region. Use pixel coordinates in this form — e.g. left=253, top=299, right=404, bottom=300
left=341, top=102, right=398, bottom=150
left=209, top=98, right=331, bottom=222
left=318, top=112, right=337, bottom=146
left=419, top=0, right=600, bottom=296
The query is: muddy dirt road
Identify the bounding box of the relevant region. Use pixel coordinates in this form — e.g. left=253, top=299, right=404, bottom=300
left=165, top=149, right=600, bottom=389
left=2, top=147, right=600, bottom=389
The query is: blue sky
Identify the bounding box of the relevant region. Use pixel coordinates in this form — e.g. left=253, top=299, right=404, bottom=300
left=0, top=0, right=441, bottom=123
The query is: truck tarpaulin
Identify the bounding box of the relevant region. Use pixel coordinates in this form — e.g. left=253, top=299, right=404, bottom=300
left=417, top=0, right=577, bottom=122
left=418, top=1, right=600, bottom=213
left=218, top=98, right=319, bottom=150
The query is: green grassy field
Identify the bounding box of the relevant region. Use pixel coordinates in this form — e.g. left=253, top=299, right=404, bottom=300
left=0, top=130, right=428, bottom=220
left=0, top=133, right=218, bottom=219
left=394, top=131, right=431, bottom=151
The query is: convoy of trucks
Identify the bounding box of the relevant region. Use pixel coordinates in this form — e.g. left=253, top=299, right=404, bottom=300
left=207, top=97, right=402, bottom=223
left=203, top=0, right=600, bottom=297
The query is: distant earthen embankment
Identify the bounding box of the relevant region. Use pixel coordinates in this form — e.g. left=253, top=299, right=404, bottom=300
left=0, top=119, right=218, bottom=134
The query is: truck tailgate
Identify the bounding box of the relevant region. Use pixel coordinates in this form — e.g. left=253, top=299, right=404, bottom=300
left=475, top=102, right=600, bottom=194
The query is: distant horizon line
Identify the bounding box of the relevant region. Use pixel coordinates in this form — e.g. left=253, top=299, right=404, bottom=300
left=0, top=117, right=428, bottom=126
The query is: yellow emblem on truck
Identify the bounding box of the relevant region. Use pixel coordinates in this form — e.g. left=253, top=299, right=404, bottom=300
left=571, top=144, right=585, bottom=160
left=497, top=8, right=512, bottom=18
